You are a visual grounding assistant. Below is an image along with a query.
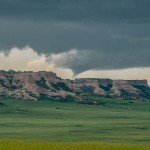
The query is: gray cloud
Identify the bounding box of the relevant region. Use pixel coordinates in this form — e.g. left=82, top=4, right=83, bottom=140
left=0, top=0, right=150, bottom=23
left=0, top=0, right=150, bottom=75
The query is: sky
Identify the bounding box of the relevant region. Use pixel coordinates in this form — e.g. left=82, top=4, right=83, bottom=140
left=0, top=0, right=150, bottom=84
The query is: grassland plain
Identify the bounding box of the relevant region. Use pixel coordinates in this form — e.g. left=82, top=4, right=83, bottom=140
left=0, top=97, right=150, bottom=149
left=0, top=140, right=150, bottom=150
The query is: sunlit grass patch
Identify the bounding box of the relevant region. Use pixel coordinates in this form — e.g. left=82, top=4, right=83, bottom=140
left=0, top=140, right=149, bottom=150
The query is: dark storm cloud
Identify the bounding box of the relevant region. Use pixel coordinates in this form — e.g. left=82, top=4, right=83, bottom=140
left=0, top=0, right=150, bottom=22
left=0, top=0, right=150, bottom=74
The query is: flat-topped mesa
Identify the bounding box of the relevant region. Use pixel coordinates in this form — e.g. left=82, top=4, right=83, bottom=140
left=0, top=70, right=15, bottom=75
left=73, top=78, right=113, bottom=94
left=16, top=71, right=58, bottom=80
left=126, top=80, right=148, bottom=86
left=75, top=78, right=112, bottom=83
left=0, top=70, right=150, bottom=101
left=113, top=80, right=148, bottom=86
left=75, top=78, right=113, bottom=86
left=0, top=70, right=58, bottom=80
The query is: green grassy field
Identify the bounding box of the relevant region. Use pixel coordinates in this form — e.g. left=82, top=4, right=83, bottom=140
left=0, top=140, right=150, bottom=150
left=0, top=97, right=150, bottom=149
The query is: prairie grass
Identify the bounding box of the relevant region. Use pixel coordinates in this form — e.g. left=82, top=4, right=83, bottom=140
left=0, top=140, right=149, bottom=150
left=0, top=97, right=150, bottom=145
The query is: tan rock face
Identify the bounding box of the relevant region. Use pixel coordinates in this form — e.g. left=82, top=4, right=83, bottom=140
left=0, top=70, right=150, bottom=101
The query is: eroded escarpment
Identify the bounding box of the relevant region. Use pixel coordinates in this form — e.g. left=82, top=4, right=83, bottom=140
left=0, top=70, right=149, bottom=101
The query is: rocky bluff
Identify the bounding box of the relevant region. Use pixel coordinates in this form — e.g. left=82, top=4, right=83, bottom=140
left=0, top=70, right=150, bottom=101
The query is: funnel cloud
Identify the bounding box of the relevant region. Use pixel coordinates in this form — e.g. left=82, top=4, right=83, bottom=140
left=0, top=0, right=150, bottom=82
